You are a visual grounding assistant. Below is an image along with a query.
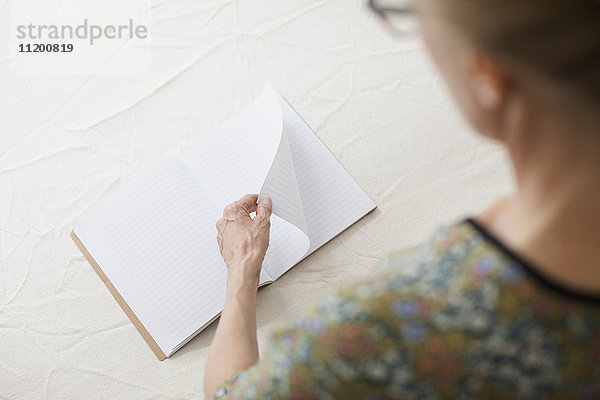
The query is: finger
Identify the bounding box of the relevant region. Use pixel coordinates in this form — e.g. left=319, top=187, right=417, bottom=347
left=237, top=194, right=259, bottom=212
left=216, top=228, right=223, bottom=251
left=256, top=227, right=271, bottom=248
left=224, top=206, right=249, bottom=222
left=223, top=203, right=236, bottom=218
left=216, top=218, right=226, bottom=232
left=223, top=195, right=258, bottom=219
left=255, top=197, right=272, bottom=224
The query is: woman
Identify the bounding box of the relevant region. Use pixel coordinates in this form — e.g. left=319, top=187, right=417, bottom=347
left=205, top=0, right=600, bottom=398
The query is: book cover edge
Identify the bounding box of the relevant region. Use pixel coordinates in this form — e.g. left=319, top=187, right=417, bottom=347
left=70, top=230, right=167, bottom=361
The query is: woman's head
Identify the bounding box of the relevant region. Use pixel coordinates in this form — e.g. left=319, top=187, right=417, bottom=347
left=412, top=0, right=600, bottom=141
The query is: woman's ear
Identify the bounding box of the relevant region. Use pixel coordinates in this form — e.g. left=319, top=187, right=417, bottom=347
left=469, top=51, right=508, bottom=110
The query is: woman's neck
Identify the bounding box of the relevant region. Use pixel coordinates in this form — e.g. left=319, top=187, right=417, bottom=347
left=479, top=101, right=600, bottom=295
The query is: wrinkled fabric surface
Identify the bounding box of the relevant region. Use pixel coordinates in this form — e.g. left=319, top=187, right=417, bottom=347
left=0, top=1, right=513, bottom=399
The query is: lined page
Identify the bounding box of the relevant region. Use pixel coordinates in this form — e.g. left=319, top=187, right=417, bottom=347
left=259, top=129, right=308, bottom=235
left=75, top=159, right=229, bottom=355
left=180, top=83, right=310, bottom=281
left=265, top=97, right=376, bottom=279
left=180, top=83, right=284, bottom=208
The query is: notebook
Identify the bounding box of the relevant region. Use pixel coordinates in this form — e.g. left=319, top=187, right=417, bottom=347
left=71, top=83, right=376, bottom=360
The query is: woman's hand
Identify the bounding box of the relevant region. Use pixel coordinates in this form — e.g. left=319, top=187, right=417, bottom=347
left=206, top=194, right=272, bottom=398
left=216, top=194, right=272, bottom=286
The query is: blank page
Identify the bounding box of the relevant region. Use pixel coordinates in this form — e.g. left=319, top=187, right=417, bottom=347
left=75, top=159, right=229, bottom=355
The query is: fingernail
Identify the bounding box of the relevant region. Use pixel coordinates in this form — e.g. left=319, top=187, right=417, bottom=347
left=265, top=197, right=272, bottom=206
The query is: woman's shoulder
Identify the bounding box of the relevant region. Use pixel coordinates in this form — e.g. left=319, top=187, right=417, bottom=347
left=345, top=220, right=489, bottom=300
left=319, top=219, right=600, bottom=398
left=255, top=219, right=600, bottom=399
left=329, top=217, right=600, bottom=359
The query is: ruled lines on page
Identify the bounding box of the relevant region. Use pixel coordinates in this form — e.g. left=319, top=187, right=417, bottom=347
left=259, top=128, right=308, bottom=235
left=261, top=214, right=309, bottom=277
left=180, top=82, right=284, bottom=209
left=75, top=159, right=228, bottom=354
left=181, top=83, right=310, bottom=282
left=279, top=97, right=376, bottom=264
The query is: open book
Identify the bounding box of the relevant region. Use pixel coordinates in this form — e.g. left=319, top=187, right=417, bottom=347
left=71, top=83, right=376, bottom=360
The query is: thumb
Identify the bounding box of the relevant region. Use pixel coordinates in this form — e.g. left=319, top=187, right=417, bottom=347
left=255, top=197, right=272, bottom=223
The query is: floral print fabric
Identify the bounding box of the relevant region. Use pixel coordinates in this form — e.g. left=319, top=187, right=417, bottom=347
left=214, top=219, right=600, bottom=399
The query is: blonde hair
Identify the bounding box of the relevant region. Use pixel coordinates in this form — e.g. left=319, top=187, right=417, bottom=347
left=421, top=0, right=600, bottom=105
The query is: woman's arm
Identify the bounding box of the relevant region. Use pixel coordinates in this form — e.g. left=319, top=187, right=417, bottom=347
left=204, top=194, right=272, bottom=399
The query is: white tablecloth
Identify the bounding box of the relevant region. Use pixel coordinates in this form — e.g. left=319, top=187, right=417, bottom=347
left=0, top=1, right=513, bottom=398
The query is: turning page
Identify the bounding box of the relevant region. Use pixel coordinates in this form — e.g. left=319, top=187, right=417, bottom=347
left=180, top=84, right=311, bottom=281
left=258, top=128, right=308, bottom=236
left=182, top=83, right=376, bottom=281
left=261, top=97, right=377, bottom=279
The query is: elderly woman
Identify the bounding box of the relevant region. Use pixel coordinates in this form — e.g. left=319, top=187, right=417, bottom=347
left=204, top=0, right=600, bottom=398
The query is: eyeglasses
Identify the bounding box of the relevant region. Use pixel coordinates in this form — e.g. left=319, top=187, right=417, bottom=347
left=368, top=0, right=416, bottom=35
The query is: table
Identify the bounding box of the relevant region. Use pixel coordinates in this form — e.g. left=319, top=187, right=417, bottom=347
left=0, top=1, right=513, bottom=398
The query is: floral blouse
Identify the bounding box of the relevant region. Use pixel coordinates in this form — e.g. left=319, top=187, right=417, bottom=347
left=214, top=219, right=600, bottom=399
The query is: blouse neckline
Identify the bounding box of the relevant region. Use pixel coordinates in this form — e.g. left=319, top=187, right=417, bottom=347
left=464, top=217, right=600, bottom=304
